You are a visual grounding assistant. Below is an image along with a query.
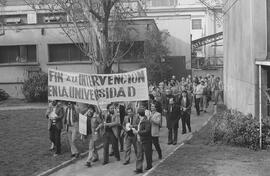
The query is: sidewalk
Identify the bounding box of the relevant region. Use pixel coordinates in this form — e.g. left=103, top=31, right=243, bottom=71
left=49, top=104, right=215, bottom=176
left=0, top=98, right=47, bottom=110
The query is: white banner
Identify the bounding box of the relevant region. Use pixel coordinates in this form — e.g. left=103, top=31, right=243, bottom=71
left=79, top=113, right=87, bottom=135
left=48, top=68, right=149, bottom=105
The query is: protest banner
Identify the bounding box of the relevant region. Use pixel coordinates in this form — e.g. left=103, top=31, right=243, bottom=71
left=48, top=68, right=149, bottom=105
left=79, top=113, right=87, bottom=135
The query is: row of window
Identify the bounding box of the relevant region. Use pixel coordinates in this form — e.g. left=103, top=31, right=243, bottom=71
left=0, top=13, right=202, bottom=30
left=0, top=42, right=144, bottom=64
left=0, top=13, right=67, bottom=25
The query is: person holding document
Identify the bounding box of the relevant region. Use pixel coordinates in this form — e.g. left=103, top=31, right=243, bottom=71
left=45, top=100, right=64, bottom=157
left=84, top=105, right=103, bottom=167
left=133, top=108, right=152, bottom=174
left=102, top=103, right=121, bottom=165
left=122, top=107, right=139, bottom=165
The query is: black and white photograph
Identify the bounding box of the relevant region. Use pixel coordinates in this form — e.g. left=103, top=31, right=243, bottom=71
left=0, top=0, right=269, bottom=176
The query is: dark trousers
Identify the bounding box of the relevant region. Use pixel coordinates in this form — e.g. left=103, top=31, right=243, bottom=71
left=168, top=126, right=178, bottom=143
left=152, top=137, right=162, bottom=158
left=49, top=125, right=61, bottom=154
left=103, top=132, right=120, bottom=163
left=118, top=127, right=124, bottom=151
left=111, top=127, right=124, bottom=153
left=181, top=112, right=191, bottom=133
left=136, top=141, right=152, bottom=171
left=195, top=98, right=201, bottom=115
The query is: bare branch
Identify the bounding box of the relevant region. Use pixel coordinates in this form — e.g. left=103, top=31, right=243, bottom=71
left=25, top=0, right=143, bottom=73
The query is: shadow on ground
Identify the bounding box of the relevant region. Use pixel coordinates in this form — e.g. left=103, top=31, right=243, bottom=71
left=148, top=105, right=270, bottom=176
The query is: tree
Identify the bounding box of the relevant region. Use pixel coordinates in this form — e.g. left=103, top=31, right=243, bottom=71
left=142, top=30, right=172, bottom=83
left=0, top=0, right=6, bottom=36
left=0, top=0, right=6, bottom=5
left=25, top=0, right=145, bottom=73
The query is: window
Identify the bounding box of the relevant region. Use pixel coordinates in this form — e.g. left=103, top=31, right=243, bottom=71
left=192, top=19, right=202, bottom=30
left=48, top=44, right=88, bottom=62
left=37, top=13, right=67, bottom=24
left=112, top=41, right=144, bottom=60
left=150, top=0, right=176, bottom=7
left=0, top=45, right=36, bottom=64
left=1, top=15, right=27, bottom=25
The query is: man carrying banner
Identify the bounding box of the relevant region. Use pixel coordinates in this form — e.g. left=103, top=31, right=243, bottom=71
left=103, top=103, right=121, bottom=165
left=64, top=101, right=80, bottom=158
left=122, top=107, right=139, bottom=165
left=84, top=105, right=103, bottom=167
left=133, top=108, right=152, bottom=174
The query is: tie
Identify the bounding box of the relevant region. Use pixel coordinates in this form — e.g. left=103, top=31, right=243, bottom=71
left=70, top=108, right=73, bottom=126
left=137, top=120, right=141, bottom=141
left=67, top=108, right=71, bottom=126
left=129, top=116, right=133, bottom=124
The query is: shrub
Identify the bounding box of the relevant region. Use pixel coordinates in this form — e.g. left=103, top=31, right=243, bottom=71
left=22, top=72, right=48, bottom=102
left=211, top=108, right=270, bottom=150
left=0, top=89, right=9, bottom=101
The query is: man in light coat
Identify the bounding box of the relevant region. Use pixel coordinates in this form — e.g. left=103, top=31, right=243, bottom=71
left=149, top=102, right=162, bottom=159
left=64, top=101, right=80, bottom=158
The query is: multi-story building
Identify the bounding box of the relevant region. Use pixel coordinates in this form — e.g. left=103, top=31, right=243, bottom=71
left=0, top=0, right=159, bottom=98
left=0, top=0, right=222, bottom=98
left=144, top=0, right=224, bottom=78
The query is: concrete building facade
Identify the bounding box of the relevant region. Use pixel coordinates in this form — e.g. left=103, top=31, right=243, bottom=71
left=223, top=0, right=269, bottom=117
left=0, top=1, right=160, bottom=98
left=0, top=0, right=195, bottom=98
left=144, top=0, right=224, bottom=79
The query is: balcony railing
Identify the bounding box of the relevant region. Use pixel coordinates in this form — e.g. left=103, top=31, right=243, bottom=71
left=192, top=56, right=223, bottom=69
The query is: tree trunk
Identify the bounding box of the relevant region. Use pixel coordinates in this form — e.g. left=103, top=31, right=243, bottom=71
left=97, top=63, right=113, bottom=74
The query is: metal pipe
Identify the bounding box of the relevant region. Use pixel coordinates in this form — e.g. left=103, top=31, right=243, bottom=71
left=259, top=64, right=262, bottom=149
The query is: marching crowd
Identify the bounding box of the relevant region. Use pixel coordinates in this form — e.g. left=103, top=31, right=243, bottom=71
left=45, top=74, right=224, bottom=174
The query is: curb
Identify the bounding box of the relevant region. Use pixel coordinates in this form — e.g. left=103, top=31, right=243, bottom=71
left=0, top=106, right=47, bottom=111
left=37, top=144, right=103, bottom=176
left=142, top=114, right=213, bottom=176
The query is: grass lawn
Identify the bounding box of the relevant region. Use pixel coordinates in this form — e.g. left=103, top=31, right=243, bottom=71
left=0, top=109, right=90, bottom=176
left=149, top=106, right=270, bottom=176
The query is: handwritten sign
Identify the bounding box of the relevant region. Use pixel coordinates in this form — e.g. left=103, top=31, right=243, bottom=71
left=48, top=68, right=149, bottom=105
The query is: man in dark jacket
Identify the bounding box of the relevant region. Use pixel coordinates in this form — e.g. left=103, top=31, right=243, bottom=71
left=118, top=103, right=126, bottom=152
left=122, top=107, right=139, bottom=165
left=45, top=100, right=64, bottom=156
left=103, top=103, right=121, bottom=165
left=166, top=97, right=181, bottom=145
left=133, top=108, right=152, bottom=174
left=179, top=91, right=192, bottom=134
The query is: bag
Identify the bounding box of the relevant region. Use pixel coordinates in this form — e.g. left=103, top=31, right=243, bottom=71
left=159, top=115, right=163, bottom=128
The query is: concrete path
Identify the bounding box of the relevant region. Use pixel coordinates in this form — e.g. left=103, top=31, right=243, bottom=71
left=0, top=105, right=47, bottom=111
left=50, top=104, right=215, bottom=176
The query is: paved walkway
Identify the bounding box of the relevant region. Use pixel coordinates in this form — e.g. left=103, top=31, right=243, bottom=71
left=50, top=104, right=215, bottom=176
left=0, top=104, right=47, bottom=111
